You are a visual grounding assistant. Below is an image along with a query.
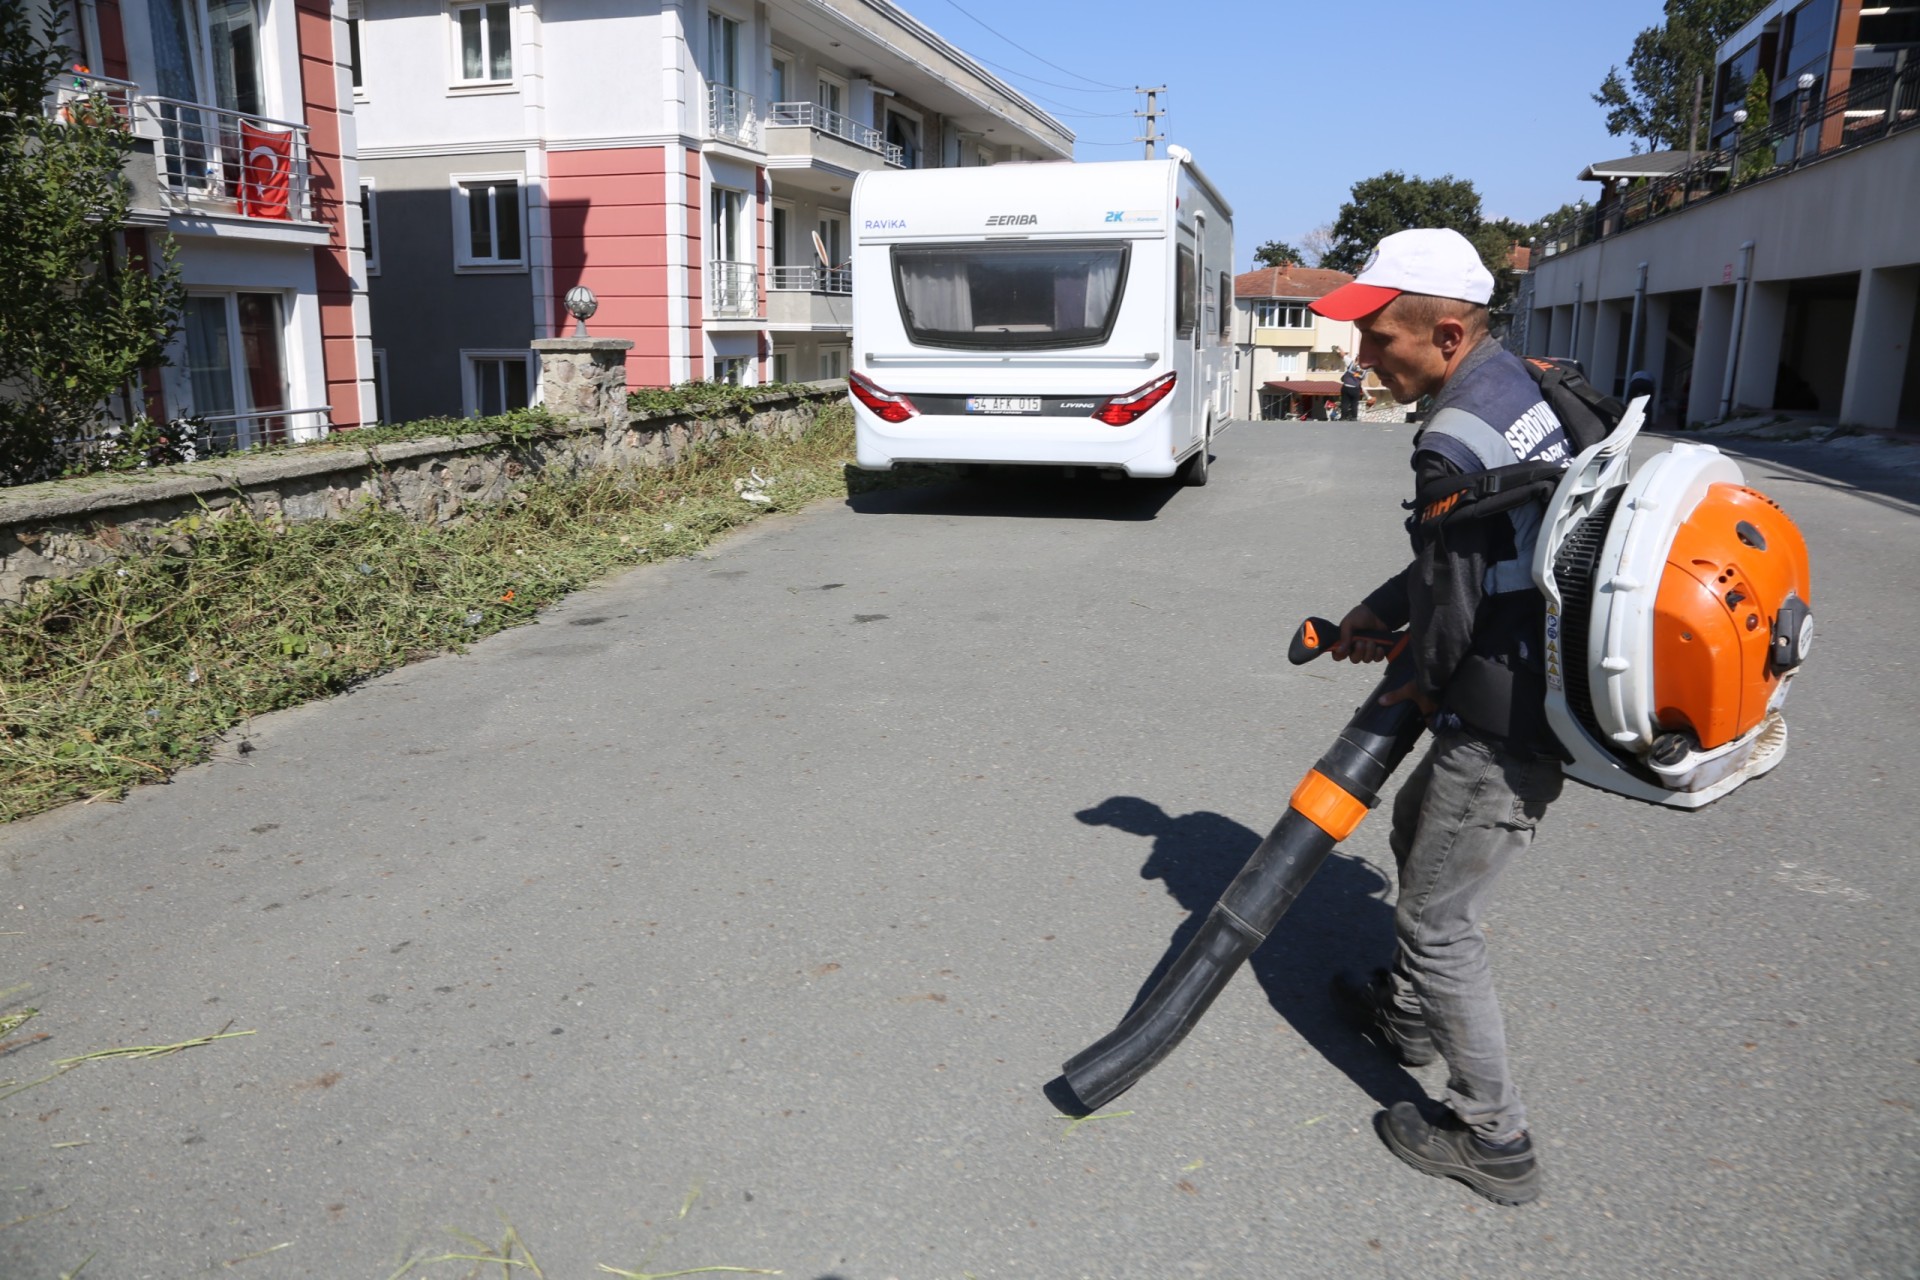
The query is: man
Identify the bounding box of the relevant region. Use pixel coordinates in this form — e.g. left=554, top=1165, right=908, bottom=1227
left=1338, top=350, right=1367, bottom=422
left=1307, top=228, right=1569, bottom=1206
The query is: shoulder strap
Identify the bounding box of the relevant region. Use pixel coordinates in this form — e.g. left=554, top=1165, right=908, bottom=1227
left=1413, top=459, right=1568, bottom=527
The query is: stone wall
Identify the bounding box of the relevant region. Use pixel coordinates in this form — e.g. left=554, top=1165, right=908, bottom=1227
left=0, top=372, right=847, bottom=605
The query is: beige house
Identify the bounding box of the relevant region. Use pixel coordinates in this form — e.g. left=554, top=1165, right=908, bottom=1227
left=1231, top=264, right=1371, bottom=420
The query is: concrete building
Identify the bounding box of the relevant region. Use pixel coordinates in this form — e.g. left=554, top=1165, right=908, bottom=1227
left=1230, top=265, right=1365, bottom=420
left=1524, top=0, right=1920, bottom=431
left=351, top=0, right=1073, bottom=422
left=51, top=0, right=374, bottom=447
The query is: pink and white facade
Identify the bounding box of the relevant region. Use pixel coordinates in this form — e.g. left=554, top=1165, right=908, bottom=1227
left=57, top=0, right=375, bottom=447
left=353, top=0, right=1072, bottom=422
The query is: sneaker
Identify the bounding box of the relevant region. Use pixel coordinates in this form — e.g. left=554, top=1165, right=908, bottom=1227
left=1378, top=1101, right=1541, bottom=1205
left=1330, top=969, right=1437, bottom=1067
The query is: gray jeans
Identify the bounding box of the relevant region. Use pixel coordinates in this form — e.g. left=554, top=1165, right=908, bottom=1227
left=1385, top=729, right=1562, bottom=1141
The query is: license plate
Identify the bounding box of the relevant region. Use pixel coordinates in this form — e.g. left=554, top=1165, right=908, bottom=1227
left=965, top=396, right=1042, bottom=414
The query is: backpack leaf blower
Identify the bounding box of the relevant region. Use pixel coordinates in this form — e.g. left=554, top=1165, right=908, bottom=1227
left=1058, top=396, right=1814, bottom=1110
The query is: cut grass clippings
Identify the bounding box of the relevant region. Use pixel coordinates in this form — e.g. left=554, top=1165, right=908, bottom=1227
left=0, top=405, right=909, bottom=822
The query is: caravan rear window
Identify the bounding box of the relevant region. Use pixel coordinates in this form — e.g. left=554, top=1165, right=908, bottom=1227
left=891, top=242, right=1131, bottom=350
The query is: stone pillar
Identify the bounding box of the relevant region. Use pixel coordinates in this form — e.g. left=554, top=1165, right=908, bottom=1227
left=1840, top=266, right=1920, bottom=430
left=1733, top=281, right=1790, bottom=414
left=1642, top=294, right=1672, bottom=422
left=1589, top=299, right=1628, bottom=400
left=1691, top=285, right=1735, bottom=426
left=532, top=338, right=634, bottom=432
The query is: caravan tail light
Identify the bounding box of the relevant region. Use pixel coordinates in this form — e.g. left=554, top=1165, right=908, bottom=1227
left=1091, top=372, right=1177, bottom=426
left=848, top=370, right=919, bottom=423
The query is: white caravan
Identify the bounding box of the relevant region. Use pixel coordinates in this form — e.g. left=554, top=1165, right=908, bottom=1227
left=847, top=154, right=1234, bottom=483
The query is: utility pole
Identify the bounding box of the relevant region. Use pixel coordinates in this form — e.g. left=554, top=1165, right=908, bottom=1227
left=1135, top=86, right=1166, bottom=159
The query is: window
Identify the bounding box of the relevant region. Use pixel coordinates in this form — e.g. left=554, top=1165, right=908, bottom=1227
left=465, top=352, right=530, bottom=416
left=1218, top=271, right=1232, bottom=340
left=772, top=349, right=791, bottom=382
left=885, top=106, right=921, bottom=168
left=891, top=241, right=1130, bottom=351
left=713, top=356, right=748, bottom=385
left=452, top=175, right=523, bottom=267
left=818, top=348, right=845, bottom=380
left=180, top=291, right=289, bottom=449
left=771, top=204, right=790, bottom=268
left=372, top=348, right=390, bottom=422
left=1253, top=299, right=1312, bottom=329
left=817, top=73, right=844, bottom=117
left=359, top=180, right=379, bottom=274
left=771, top=53, right=793, bottom=105
left=452, top=1, right=511, bottom=84
left=1273, top=351, right=1300, bottom=377
left=816, top=214, right=844, bottom=267
left=1175, top=242, right=1196, bottom=339
left=706, top=12, right=739, bottom=88
left=347, top=13, right=363, bottom=91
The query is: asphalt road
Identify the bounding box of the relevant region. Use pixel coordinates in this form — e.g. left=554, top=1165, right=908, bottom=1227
left=3, top=420, right=1915, bottom=1279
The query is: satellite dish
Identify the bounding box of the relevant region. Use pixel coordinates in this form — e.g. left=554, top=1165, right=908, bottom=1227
left=811, top=230, right=831, bottom=267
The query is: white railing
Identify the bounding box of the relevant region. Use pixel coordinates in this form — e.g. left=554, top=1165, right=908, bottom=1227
left=708, top=84, right=759, bottom=147
left=708, top=260, right=758, bottom=318
left=46, top=67, right=137, bottom=128
left=766, top=101, right=904, bottom=166
left=192, top=405, right=334, bottom=452
left=146, top=95, right=312, bottom=221
left=768, top=264, right=851, bottom=294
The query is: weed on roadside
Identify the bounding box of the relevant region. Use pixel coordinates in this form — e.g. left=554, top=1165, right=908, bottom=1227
left=0, top=406, right=908, bottom=821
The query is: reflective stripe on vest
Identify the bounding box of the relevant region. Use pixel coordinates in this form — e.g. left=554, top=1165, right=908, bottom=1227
left=1418, top=405, right=1566, bottom=594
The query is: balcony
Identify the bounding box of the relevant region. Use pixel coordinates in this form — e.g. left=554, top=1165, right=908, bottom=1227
left=708, top=84, right=760, bottom=150
left=769, top=265, right=850, bottom=294
left=708, top=260, right=759, bottom=321
left=47, top=67, right=137, bottom=128
left=767, top=266, right=851, bottom=331
left=1538, top=61, right=1920, bottom=257
left=148, top=96, right=313, bottom=223
left=764, top=101, right=902, bottom=195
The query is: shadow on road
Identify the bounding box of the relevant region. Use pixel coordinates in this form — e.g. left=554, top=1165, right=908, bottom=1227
left=843, top=466, right=1184, bottom=522
left=1050, top=795, right=1425, bottom=1117
left=1657, top=432, right=1920, bottom=513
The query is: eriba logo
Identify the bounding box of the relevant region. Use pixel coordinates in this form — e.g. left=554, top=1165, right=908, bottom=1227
left=864, top=218, right=906, bottom=230
left=985, top=214, right=1039, bottom=227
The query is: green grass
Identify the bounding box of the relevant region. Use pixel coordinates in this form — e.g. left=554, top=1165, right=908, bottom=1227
left=0, top=405, right=902, bottom=822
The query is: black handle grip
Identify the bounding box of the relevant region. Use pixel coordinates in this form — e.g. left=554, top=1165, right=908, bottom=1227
left=1287, top=615, right=1399, bottom=665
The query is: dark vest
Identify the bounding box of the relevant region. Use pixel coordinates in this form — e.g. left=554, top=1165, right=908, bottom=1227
left=1415, top=341, right=1571, bottom=593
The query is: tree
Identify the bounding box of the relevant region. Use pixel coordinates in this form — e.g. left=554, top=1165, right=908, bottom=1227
left=0, top=3, right=183, bottom=484
left=1734, top=67, right=1773, bottom=183
left=1252, top=239, right=1303, bottom=268
left=1323, top=171, right=1485, bottom=275
left=1299, top=223, right=1335, bottom=269
left=1593, top=0, right=1769, bottom=153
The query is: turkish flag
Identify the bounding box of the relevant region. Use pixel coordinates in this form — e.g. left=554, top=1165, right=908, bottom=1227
left=239, top=122, right=293, bottom=220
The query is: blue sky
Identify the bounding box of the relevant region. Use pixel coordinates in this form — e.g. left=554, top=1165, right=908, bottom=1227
left=914, top=0, right=1667, bottom=269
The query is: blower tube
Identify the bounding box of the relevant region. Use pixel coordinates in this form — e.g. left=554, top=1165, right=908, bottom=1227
left=1059, top=636, right=1428, bottom=1112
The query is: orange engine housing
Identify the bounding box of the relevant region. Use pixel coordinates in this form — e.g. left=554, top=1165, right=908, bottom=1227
left=1651, top=484, right=1812, bottom=749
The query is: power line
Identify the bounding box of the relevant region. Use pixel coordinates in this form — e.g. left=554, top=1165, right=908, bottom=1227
left=932, top=0, right=1134, bottom=92
left=964, top=52, right=1135, bottom=96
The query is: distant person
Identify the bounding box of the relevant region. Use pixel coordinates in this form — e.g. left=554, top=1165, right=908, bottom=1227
left=1310, top=227, right=1572, bottom=1207
left=1340, top=352, right=1368, bottom=421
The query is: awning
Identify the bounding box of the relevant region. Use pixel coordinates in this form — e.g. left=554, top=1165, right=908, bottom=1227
left=1263, top=380, right=1344, bottom=396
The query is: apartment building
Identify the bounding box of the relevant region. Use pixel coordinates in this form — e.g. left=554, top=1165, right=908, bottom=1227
left=352, top=0, right=1074, bottom=422
left=51, top=0, right=374, bottom=447
left=1230, top=264, right=1364, bottom=420
left=1525, top=0, right=1919, bottom=430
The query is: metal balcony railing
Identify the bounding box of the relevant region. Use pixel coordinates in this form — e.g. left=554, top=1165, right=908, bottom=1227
left=766, top=101, right=904, bottom=166
left=708, top=84, right=760, bottom=148
left=708, top=260, right=759, bottom=318
left=192, top=405, right=334, bottom=452
left=146, top=95, right=313, bottom=221
left=1535, top=62, right=1920, bottom=259
left=46, top=67, right=137, bottom=128
left=768, top=264, right=851, bottom=293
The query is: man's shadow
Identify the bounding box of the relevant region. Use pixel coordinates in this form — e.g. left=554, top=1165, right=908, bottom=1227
left=1053, top=796, right=1428, bottom=1115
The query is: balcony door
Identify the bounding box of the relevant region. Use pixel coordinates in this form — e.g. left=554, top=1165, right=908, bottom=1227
left=148, top=0, right=261, bottom=114
left=706, top=13, right=739, bottom=89
left=181, top=292, right=289, bottom=450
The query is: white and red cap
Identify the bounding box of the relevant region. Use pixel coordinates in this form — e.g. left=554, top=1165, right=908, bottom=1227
left=1310, top=228, right=1495, bottom=322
